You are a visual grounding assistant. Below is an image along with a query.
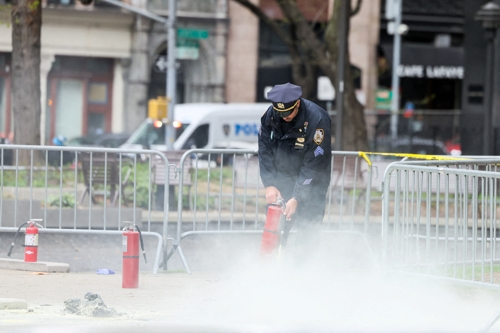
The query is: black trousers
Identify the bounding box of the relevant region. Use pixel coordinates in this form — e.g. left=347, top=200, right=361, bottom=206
left=276, top=181, right=327, bottom=253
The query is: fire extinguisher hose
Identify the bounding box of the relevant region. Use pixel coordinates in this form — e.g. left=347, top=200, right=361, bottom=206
left=7, top=222, right=29, bottom=257
left=135, top=225, right=147, bottom=264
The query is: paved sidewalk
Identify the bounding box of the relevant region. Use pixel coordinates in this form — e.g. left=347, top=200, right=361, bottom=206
left=0, top=268, right=228, bottom=333
left=3, top=261, right=500, bottom=333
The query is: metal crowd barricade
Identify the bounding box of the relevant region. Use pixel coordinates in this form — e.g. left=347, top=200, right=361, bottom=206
left=173, top=149, right=265, bottom=274
left=325, top=151, right=375, bottom=234
left=172, top=149, right=376, bottom=273
left=0, top=145, right=171, bottom=274
left=381, top=158, right=500, bottom=287
left=0, top=145, right=379, bottom=275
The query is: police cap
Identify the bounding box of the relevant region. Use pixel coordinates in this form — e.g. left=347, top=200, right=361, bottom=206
left=268, top=82, right=302, bottom=113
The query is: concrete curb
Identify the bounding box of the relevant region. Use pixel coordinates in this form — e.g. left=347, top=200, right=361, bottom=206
left=0, top=258, right=70, bottom=273
left=0, top=298, right=27, bottom=310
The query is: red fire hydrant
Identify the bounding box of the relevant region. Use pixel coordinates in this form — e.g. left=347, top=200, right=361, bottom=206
left=122, top=223, right=147, bottom=288
left=7, top=219, right=43, bottom=262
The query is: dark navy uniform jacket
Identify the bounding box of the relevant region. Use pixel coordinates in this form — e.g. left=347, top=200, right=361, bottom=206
left=258, top=98, right=332, bottom=224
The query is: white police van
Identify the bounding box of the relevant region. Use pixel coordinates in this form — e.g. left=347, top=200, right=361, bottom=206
left=120, top=103, right=268, bottom=152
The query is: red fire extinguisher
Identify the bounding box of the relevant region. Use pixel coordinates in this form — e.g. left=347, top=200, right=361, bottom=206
left=7, top=219, right=43, bottom=262
left=260, top=198, right=286, bottom=256
left=122, top=223, right=147, bottom=289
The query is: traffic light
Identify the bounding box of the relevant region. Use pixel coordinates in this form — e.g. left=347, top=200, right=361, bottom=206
left=148, top=97, right=167, bottom=119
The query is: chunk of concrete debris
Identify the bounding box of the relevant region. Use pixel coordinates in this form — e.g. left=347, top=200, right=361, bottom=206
left=63, top=292, right=118, bottom=317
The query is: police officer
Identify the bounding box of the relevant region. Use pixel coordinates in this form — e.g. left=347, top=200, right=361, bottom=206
left=258, top=82, right=332, bottom=253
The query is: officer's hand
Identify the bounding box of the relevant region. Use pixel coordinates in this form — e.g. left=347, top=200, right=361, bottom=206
left=284, top=198, right=298, bottom=220
left=265, top=186, right=281, bottom=204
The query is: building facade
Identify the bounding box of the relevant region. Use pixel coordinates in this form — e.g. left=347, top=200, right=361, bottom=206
left=0, top=0, right=230, bottom=144
left=460, top=0, right=500, bottom=155
left=376, top=0, right=465, bottom=154
left=255, top=0, right=381, bottom=112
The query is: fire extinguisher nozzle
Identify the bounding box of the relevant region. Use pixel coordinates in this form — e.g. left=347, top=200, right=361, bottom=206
left=7, top=243, right=14, bottom=257
left=142, top=251, right=147, bottom=264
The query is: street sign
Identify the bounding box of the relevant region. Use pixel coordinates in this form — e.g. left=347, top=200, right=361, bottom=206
left=177, top=39, right=198, bottom=47
left=375, top=89, right=392, bottom=110
left=177, top=47, right=199, bottom=60
left=177, top=28, right=209, bottom=40
left=385, top=0, right=399, bottom=20
left=176, top=39, right=199, bottom=60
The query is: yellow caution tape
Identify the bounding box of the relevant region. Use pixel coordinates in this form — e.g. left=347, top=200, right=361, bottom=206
left=358, top=152, right=469, bottom=168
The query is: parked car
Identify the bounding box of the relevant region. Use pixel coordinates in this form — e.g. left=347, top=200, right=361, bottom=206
left=48, top=132, right=130, bottom=166
left=67, top=132, right=130, bottom=148
left=0, top=137, right=13, bottom=166
left=371, top=136, right=449, bottom=158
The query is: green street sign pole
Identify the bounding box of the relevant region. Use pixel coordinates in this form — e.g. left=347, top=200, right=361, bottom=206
left=97, top=0, right=176, bottom=151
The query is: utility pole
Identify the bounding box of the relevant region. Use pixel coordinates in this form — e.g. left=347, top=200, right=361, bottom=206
left=166, top=0, right=177, bottom=150
left=335, top=0, right=348, bottom=151
left=475, top=2, right=500, bottom=156
left=95, top=0, right=176, bottom=150
left=387, top=0, right=402, bottom=141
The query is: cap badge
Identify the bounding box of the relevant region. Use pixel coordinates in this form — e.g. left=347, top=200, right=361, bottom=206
left=313, top=129, right=324, bottom=145
left=277, top=103, right=284, bottom=109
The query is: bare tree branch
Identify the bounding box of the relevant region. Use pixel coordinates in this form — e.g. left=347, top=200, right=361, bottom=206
left=275, top=0, right=335, bottom=78
left=350, top=0, right=362, bottom=17
left=230, top=0, right=293, bottom=49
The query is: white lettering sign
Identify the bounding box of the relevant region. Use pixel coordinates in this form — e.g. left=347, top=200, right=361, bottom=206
left=397, top=65, right=424, bottom=78
left=397, top=65, right=464, bottom=79
left=426, top=66, right=464, bottom=79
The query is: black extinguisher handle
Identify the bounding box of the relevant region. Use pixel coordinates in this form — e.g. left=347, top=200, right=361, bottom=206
left=135, top=225, right=147, bottom=264
left=7, top=222, right=28, bottom=257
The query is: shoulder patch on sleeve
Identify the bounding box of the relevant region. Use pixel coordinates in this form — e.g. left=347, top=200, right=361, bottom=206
left=314, top=146, right=324, bottom=157
left=313, top=129, right=324, bottom=145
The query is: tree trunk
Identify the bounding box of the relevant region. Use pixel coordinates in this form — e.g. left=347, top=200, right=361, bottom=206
left=11, top=0, right=42, bottom=163
left=324, top=0, right=368, bottom=151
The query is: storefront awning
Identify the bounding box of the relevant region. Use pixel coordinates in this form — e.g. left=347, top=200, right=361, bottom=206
left=380, top=44, right=464, bottom=79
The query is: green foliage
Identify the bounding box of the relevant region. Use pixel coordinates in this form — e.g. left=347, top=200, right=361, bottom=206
left=28, top=0, right=40, bottom=11
left=123, top=162, right=152, bottom=209
left=0, top=168, right=80, bottom=188
left=0, top=4, right=12, bottom=25
left=48, top=193, right=75, bottom=208
left=193, top=167, right=234, bottom=184
left=442, top=264, right=500, bottom=281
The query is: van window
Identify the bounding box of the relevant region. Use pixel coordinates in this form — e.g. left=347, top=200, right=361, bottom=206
left=131, top=122, right=189, bottom=148
left=182, top=124, right=209, bottom=149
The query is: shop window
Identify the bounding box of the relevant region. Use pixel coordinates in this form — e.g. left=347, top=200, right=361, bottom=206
left=50, top=56, right=112, bottom=75
left=88, top=82, right=108, bottom=104
left=87, top=58, right=112, bottom=74
left=0, top=78, right=6, bottom=133
left=56, top=79, right=83, bottom=139
left=46, top=0, right=75, bottom=5
left=88, top=113, right=105, bottom=136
